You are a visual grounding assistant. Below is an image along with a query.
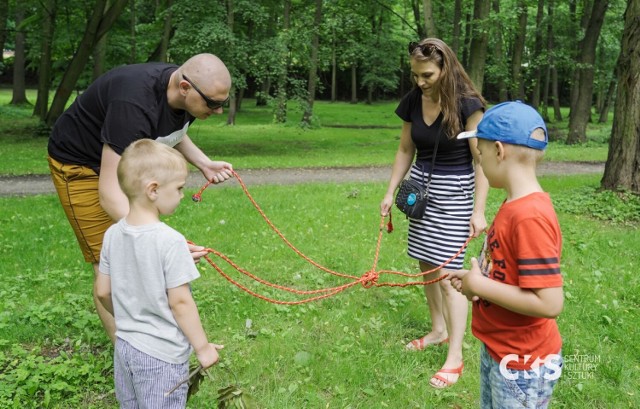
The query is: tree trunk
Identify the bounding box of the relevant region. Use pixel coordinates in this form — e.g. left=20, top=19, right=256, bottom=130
left=129, top=0, right=137, bottom=63
left=331, top=29, right=337, bottom=102
left=93, top=38, right=107, bottom=81
left=45, top=0, right=128, bottom=126
left=551, top=64, right=562, bottom=121
left=462, top=11, right=471, bottom=67
left=467, top=0, right=490, bottom=92
left=541, top=1, right=552, bottom=121
left=547, top=0, right=562, bottom=121
left=567, top=0, right=609, bottom=144
left=491, top=0, right=508, bottom=102
left=0, top=0, right=8, bottom=66
left=568, top=0, right=592, bottom=123
left=598, top=77, right=616, bottom=123
left=530, top=0, right=545, bottom=109
left=274, top=0, right=290, bottom=123
left=422, top=0, right=437, bottom=37
left=350, top=64, right=357, bottom=103
left=10, top=5, right=28, bottom=105
left=411, top=0, right=425, bottom=39
left=451, top=0, right=462, bottom=54
left=541, top=64, right=550, bottom=122
left=93, top=1, right=109, bottom=82
left=301, top=0, right=322, bottom=126
left=226, top=0, right=237, bottom=125
left=158, top=0, right=172, bottom=62
left=146, top=0, right=174, bottom=63
left=34, top=0, right=56, bottom=122
left=601, top=0, right=640, bottom=193
left=510, top=0, right=527, bottom=101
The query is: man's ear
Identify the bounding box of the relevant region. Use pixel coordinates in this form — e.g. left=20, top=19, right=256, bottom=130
left=178, top=77, right=190, bottom=96
left=145, top=181, right=159, bottom=200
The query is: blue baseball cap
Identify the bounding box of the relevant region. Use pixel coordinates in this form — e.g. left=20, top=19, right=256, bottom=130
left=457, top=101, right=548, bottom=150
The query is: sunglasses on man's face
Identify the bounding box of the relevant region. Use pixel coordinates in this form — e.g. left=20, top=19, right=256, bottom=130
left=408, top=42, right=439, bottom=56
left=182, top=74, right=229, bottom=110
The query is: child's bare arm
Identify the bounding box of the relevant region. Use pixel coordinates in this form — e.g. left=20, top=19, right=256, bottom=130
left=168, top=284, right=223, bottom=369
left=474, top=281, right=563, bottom=318
left=94, top=272, right=114, bottom=315
left=449, top=258, right=563, bottom=318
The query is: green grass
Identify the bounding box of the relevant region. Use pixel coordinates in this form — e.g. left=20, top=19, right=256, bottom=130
left=1, top=174, right=638, bottom=408
left=0, top=92, right=609, bottom=176
left=0, top=90, right=634, bottom=407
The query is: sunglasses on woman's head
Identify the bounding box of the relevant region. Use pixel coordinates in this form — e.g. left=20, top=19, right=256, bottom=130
left=408, top=42, right=439, bottom=56
left=182, top=74, right=229, bottom=110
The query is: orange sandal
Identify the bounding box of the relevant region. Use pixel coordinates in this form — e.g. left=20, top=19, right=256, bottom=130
left=429, top=362, right=464, bottom=389
left=405, top=336, right=449, bottom=351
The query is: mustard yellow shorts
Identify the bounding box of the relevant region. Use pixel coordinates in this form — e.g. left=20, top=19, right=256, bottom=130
left=48, top=155, right=114, bottom=264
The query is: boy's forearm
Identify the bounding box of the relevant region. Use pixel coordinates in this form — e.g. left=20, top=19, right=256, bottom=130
left=169, top=290, right=209, bottom=352
left=94, top=274, right=114, bottom=315
left=471, top=278, right=562, bottom=318
left=100, top=296, right=114, bottom=315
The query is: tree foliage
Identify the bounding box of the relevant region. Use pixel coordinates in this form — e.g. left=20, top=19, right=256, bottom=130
left=0, top=0, right=636, bottom=189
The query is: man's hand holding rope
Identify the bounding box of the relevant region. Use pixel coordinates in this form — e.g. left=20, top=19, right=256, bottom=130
left=201, top=160, right=234, bottom=185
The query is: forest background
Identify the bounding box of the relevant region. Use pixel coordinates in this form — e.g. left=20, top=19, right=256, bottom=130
left=0, top=0, right=639, bottom=194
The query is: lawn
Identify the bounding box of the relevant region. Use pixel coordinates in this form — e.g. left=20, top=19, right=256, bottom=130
left=0, top=174, right=638, bottom=408
left=0, top=93, right=637, bottom=408
left=0, top=93, right=609, bottom=176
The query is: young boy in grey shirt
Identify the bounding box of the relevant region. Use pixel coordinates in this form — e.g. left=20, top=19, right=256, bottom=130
left=96, top=139, right=223, bottom=408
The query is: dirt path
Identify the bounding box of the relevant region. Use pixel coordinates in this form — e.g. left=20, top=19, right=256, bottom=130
left=0, top=162, right=604, bottom=197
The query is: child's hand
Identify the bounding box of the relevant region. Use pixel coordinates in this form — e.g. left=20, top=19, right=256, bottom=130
left=187, top=242, right=208, bottom=263
left=447, top=269, right=467, bottom=293
left=196, top=343, right=224, bottom=370
left=447, top=257, right=482, bottom=302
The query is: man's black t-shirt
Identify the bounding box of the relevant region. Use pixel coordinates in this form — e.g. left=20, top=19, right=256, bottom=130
left=48, top=63, right=195, bottom=174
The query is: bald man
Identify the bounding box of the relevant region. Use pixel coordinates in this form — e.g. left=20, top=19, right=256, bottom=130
left=48, top=54, right=233, bottom=342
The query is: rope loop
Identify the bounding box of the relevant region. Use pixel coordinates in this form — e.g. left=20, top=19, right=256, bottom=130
left=359, top=270, right=379, bottom=288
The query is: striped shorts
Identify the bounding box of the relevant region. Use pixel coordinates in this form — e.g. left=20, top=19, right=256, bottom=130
left=114, top=338, right=189, bottom=409
left=406, top=162, right=475, bottom=270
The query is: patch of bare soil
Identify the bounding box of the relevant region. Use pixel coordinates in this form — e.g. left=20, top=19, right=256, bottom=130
left=0, top=162, right=604, bottom=197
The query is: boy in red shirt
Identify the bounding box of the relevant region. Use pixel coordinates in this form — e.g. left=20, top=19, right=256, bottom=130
left=452, top=101, right=563, bottom=408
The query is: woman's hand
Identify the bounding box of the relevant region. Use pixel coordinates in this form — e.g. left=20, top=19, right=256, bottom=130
left=469, top=210, right=487, bottom=237
left=380, top=193, right=394, bottom=216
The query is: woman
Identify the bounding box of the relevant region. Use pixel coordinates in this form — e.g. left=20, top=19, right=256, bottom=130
left=380, top=38, right=488, bottom=388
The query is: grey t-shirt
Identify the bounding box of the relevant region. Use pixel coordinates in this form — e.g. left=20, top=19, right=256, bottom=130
left=99, top=219, right=200, bottom=364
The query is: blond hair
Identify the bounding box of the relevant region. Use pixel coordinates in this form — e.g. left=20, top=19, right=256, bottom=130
left=117, top=139, right=188, bottom=198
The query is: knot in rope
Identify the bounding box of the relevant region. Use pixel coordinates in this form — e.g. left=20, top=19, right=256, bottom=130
left=360, top=270, right=379, bottom=288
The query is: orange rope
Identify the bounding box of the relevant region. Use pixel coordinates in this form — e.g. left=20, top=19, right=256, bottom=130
left=191, top=171, right=476, bottom=305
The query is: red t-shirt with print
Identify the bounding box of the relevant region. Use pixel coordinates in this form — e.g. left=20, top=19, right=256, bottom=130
left=472, top=192, right=563, bottom=370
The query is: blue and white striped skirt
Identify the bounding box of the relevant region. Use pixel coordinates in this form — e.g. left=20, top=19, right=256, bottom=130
left=406, top=162, right=475, bottom=270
